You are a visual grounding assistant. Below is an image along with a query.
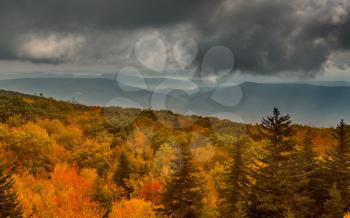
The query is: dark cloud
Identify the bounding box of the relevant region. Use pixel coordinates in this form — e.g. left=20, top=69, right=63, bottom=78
left=338, top=17, right=350, bottom=49
left=0, top=0, right=349, bottom=77
left=192, top=0, right=349, bottom=77
left=0, top=0, right=218, bottom=30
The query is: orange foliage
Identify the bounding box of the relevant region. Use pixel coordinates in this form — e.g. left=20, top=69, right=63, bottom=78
left=139, top=181, right=162, bottom=205
left=15, top=164, right=103, bottom=218
left=14, top=172, right=56, bottom=217
left=89, top=106, right=102, bottom=113
left=192, top=144, right=216, bottom=164
left=191, top=124, right=210, bottom=135
left=51, top=164, right=103, bottom=217
left=134, top=128, right=145, bottom=149
left=109, top=198, right=155, bottom=218
left=22, top=98, right=35, bottom=104
left=5, top=92, right=344, bottom=218
left=0, top=122, right=54, bottom=174
left=295, top=127, right=334, bottom=153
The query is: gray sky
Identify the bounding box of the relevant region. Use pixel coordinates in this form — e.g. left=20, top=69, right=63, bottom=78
left=0, top=0, right=350, bottom=81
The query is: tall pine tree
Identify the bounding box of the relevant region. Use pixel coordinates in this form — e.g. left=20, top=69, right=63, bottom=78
left=0, top=160, right=22, bottom=218
left=302, top=130, right=318, bottom=175
left=113, top=151, right=133, bottom=196
left=300, top=130, right=327, bottom=217
left=161, top=135, right=205, bottom=218
left=219, top=137, right=250, bottom=218
left=250, top=108, right=312, bottom=218
left=323, top=119, right=350, bottom=211
left=321, top=184, right=345, bottom=218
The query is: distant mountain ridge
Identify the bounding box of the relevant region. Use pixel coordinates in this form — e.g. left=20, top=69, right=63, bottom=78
left=0, top=77, right=349, bottom=126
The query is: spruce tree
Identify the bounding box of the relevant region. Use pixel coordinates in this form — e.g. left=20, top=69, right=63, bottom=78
left=250, top=108, right=312, bottom=218
left=92, top=178, right=112, bottom=217
left=161, top=136, right=205, bottom=218
left=284, top=209, right=296, bottom=218
left=302, top=130, right=317, bottom=174
left=322, top=184, right=345, bottom=218
left=0, top=160, right=22, bottom=218
left=301, top=131, right=327, bottom=217
left=219, top=137, right=250, bottom=218
left=113, top=151, right=132, bottom=195
left=323, top=119, right=350, bottom=210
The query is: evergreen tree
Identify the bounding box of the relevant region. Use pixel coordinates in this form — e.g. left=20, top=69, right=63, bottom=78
left=219, top=137, right=250, bottom=218
left=113, top=151, right=132, bottom=195
left=0, top=160, right=22, bottom=218
left=300, top=131, right=327, bottom=217
left=302, top=130, right=318, bottom=174
left=161, top=136, right=205, bottom=218
left=323, top=119, right=350, bottom=210
left=322, top=184, right=345, bottom=218
left=92, top=178, right=112, bottom=217
left=284, top=209, right=296, bottom=218
left=250, top=108, right=312, bottom=218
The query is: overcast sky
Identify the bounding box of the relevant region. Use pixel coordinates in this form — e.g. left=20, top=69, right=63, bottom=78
left=0, top=0, right=350, bottom=81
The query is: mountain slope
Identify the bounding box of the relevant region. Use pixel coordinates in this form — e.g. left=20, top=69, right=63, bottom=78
left=237, top=82, right=350, bottom=126
left=0, top=78, right=349, bottom=126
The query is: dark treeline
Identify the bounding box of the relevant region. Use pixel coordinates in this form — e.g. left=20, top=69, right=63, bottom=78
left=161, top=108, right=350, bottom=218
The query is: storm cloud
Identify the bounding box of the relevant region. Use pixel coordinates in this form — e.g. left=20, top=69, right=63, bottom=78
left=0, top=0, right=349, bottom=77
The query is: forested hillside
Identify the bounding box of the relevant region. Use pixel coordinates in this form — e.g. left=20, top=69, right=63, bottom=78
left=2, top=78, right=350, bottom=126
left=1, top=90, right=349, bottom=217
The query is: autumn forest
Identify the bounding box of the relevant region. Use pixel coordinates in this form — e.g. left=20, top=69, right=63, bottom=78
left=0, top=90, right=349, bottom=218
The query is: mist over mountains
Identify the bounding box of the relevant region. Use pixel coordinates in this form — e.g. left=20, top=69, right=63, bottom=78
left=0, top=76, right=349, bottom=127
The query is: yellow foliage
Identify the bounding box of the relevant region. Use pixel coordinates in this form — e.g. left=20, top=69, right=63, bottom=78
left=52, top=142, right=71, bottom=163
left=192, top=144, right=216, bottom=163
left=109, top=198, right=155, bottom=218
left=14, top=172, right=56, bottom=217
left=14, top=164, right=104, bottom=218
left=37, top=119, right=83, bottom=150
left=80, top=168, right=98, bottom=183
left=1, top=122, right=54, bottom=174
left=126, top=127, right=146, bottom=155
left=73, top=138, right=112, bottom=174
left=22, top=98, right=34, bottom=104
left=2, top=95, right=344, bottom=218
left=154, top=143, right=177, bottom=176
